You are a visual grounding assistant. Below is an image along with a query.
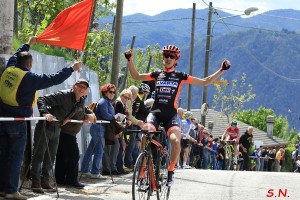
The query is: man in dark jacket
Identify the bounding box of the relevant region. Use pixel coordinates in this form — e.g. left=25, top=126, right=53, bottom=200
left=0, top=36, right=82, bottom=199
left=239, top=126, right=254, bottom=171
left=30, top=79, right=96, bottom=193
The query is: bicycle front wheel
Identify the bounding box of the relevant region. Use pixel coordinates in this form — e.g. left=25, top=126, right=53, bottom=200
left=132, top=152, right=151, bottom=200
left=156, top=149, right=170, bottom=200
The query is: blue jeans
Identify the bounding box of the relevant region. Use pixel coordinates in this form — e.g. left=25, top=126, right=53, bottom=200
left=210, top=154, right=217, bottom=170
left=124, top=126, right=138, bottom=167
left=202, top=148, right=209, bottom=169
left=217, top=160, right=224, bottom=170
left=259, top=158, right=265, bottom=171
left=0, top=121, right=27, bottom=194
left=81, top=124, right=105, bottom=175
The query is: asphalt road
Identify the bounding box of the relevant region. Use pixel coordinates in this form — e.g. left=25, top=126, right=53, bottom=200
left=6, top=169, right=300, bottom=200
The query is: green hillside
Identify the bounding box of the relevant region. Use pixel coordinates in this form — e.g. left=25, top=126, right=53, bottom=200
left=100, top=8, right=300, bottom=129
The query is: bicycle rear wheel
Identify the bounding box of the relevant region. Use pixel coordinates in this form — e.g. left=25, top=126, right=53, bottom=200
left=132, top=152, right=152, bottom=200
left=156, top=149, right=170, bottom=200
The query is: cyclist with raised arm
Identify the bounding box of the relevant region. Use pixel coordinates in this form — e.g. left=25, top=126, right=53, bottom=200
left=221, top=120, right=241, bottom=160
left=125, top=45, right=231, bottom=185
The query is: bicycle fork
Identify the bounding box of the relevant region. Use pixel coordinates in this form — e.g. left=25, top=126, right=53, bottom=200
left=138, top=155, right=157, bottom=191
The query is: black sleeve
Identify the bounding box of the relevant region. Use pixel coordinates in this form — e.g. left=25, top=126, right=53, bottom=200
left=114, top=101, right=125, bottom=114
left=37, top=91, right=66, bottom=115
left=137, top=101, right=149, bottom=116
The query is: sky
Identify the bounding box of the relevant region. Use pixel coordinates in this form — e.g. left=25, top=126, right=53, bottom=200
left=118, top=0, right=300, bottom=16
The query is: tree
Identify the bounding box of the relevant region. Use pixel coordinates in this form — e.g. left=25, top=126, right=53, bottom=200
left=233, top=106, right=289, bottom=139
left=83, top=24, right=114, bottom=86
left=0, top=0, right=14, bottom=54
left=16, top=0, right=115, bottom=42
left=118, top=44, right=163, bottom=92
left=212, top=73, right=256, bottom=123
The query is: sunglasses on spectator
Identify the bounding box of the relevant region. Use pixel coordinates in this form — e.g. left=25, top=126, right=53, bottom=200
left=123, top=95, right=130, bottom=100
left=108, top=90, right=116, bottom=94
left=163, top=53, right=176, bottom=59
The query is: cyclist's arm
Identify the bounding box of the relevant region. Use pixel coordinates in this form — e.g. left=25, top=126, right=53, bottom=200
left=188, top=68, right=224, bottom=86
left=221, top=131, right=227, bottom=141
left=127, top=59, right=151, bottom=81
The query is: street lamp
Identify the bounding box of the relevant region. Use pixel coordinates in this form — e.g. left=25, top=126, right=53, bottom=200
left=288, top=109, right=295, bottom=130
left=211, top=7, right=258, bottom=39
left=201, top=3, right=258, bottom=125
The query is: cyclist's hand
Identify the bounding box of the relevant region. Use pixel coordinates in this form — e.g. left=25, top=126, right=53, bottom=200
left=124, top=49, right=134, bottom=61
left=220, top=59, right=231, bottom=71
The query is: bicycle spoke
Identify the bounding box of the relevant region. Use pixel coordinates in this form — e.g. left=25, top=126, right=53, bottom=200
left=132, top=152, right=152, bottom=200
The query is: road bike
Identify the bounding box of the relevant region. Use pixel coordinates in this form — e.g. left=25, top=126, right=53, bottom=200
left=222, top=140, right=238, bottom=170
left=128, top=129, right=170, bottom=200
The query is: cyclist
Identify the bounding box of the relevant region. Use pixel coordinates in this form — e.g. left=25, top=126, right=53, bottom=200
left=221, top=120, right=241, bottom=161
left=125, top=45, right=231, bottom=185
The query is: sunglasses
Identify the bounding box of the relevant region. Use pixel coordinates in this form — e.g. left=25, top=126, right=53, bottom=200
left=123, top=95, right=130, bottom=100
left=108, top=90, right=116, bottom=94
left=163, top=53, right=176, bottom=59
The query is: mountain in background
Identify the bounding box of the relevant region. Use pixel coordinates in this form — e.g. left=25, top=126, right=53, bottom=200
left=99, top=8, right=300, bottom=130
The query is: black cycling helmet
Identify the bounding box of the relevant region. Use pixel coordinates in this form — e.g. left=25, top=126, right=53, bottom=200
left=231, top=120, right=237, bottom=127
left=139, top=83, right=150, bottom=93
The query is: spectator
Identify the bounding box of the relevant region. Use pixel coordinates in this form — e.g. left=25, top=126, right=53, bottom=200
left=124, top=84, right=149, bottom=169
left=81, top=83, right=116, bottom=179
left=201, top=129, right=210, bottom=169
left=0, top=36, right=82, bottom=199
left=239, top=126, right=253, bottom=171
left=180, top=111, right=197, bottom=169
left=274, top=148, right=285, bottom=172
left=216, top=142, right=225, bottom=170
left=30, top=79, right=95, bottom=193
left=102, top=89, right=132, bottom=175
left=260, top=146, right=268, bottom=171
left=267, top=149, right=276, bottom=171
left=54, top=79, right=96, bottom=189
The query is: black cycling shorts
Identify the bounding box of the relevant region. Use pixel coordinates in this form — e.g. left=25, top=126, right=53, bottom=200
left=145, top=108, right=179, bottom=133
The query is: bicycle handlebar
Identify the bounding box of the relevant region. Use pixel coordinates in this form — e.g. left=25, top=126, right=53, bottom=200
left=125, top=129, right=162, bottom=135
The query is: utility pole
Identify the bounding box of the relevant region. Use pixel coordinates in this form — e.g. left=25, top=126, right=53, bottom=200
left=187, top=3, right=196, bottom=111
left=110, top=0, right=124, bottom=89
left=119, top=35, right=135, bottom=92
left=201, top=2, right=213, bottom=125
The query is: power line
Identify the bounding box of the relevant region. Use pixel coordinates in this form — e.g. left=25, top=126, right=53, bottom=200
left=214, top=6, right=300, bottom=22
left=241, top=46, right=300, bottom=83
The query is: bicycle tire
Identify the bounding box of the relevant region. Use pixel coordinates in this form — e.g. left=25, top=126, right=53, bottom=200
left=132, top=152, right=152, bottom=200
left=156, top=148, right=170, bottom=200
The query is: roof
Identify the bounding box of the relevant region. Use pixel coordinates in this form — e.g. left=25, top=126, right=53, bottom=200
left=190, top=109, right=289, bottom=148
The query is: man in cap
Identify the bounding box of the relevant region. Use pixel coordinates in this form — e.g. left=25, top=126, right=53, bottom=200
left=30, top=78, right=96, bottom=193
left=0, top=36, right=82, bottom=200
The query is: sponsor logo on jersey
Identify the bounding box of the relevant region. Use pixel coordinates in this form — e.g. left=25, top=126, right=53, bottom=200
left=157, top=95, right=172, bottom=99
left=156, top=81, right=178, bottom=88
left=159, top=87, right=171, bottom=93
left=158, top=99, right=169, bottom=103
left=158, top=73, right=166, bottom=79
left=168, top=77, right=179, bottom=81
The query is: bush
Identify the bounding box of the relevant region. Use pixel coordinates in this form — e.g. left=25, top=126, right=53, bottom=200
left=281, top=145, right=295, bottom=172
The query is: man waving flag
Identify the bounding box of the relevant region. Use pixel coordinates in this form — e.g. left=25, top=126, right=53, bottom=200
left=36, top=0, right=95, bottom=50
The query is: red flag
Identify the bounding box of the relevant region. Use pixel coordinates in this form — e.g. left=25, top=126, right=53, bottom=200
left=36, top=0, right=94, bottom=50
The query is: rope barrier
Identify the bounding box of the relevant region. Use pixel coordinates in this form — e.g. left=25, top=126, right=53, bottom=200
left=0, top=117, right=110, bottom=124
